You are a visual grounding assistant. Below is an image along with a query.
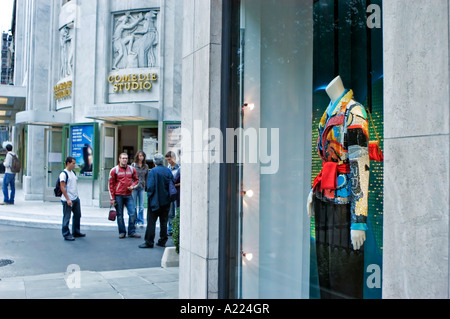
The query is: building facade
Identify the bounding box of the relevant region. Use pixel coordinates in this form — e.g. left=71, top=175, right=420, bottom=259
left=1, top=32, right=14, bottom=86
left=7, top=0, right=183, bottom=206
left=2, top=0, right=450, bottom=299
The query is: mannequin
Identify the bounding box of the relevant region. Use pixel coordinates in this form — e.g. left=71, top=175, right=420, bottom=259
left=308, top=76, right=366, bottom=250
left=326, top=75, right=345, bottom=105
left=309, top=75, right=370, bottom=299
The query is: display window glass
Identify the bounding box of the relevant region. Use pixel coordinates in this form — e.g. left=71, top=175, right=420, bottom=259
left=233, top=0, right=383, bottom=299
left=311, top=0, right=383, bottom=299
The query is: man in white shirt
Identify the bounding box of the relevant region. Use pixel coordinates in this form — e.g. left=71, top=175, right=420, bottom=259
left=60, top=156, right=85, bottom=241
left=1, top=144, right=17, bottom=205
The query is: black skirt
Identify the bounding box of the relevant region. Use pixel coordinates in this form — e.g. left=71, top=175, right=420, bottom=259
left=313, top=196, right=364, bottom=299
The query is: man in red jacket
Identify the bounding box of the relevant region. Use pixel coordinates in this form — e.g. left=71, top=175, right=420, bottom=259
left=109, top=153, right=141, bottom=239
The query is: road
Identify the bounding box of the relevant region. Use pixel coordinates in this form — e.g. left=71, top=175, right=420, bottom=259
left=0, top=224, right=173, bottom=279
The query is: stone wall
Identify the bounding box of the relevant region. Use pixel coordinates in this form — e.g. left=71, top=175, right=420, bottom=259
left=382, top=0, right=450, bottom=298
left=179, top=0, right=222, bottom=299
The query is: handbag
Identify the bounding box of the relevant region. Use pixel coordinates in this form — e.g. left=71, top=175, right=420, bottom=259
left=108, top=205, right=117, bottom=221
left=367, top=109, right=384, bottom=162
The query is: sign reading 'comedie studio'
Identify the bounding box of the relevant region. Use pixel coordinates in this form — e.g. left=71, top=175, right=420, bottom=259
left=107, top=72, right=158, bottom=92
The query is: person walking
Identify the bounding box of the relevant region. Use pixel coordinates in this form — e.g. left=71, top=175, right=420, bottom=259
left=131, top=150, right=149, bottom=227
left=59, top=156, right=85, bottom=241
left=1, top=144, right=18, bottom=205
left=109, top=153, right=141, bottom=239
left=139, top=153, right=174, bottom=248
left=165, top=151, right=179, bottom=236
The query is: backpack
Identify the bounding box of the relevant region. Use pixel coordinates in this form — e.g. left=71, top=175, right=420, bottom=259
left=115, top=165, right=134, bottom=175
left=10, top=154, right=21, bottom=173
left=54, top=171, right=69, bottom=197
left=113, top=165, right=134, bottom=183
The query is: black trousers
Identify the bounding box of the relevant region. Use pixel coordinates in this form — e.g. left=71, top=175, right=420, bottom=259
left=314, top=196, right=364, bottom=299
left=144, top=203, right=170, bottom=246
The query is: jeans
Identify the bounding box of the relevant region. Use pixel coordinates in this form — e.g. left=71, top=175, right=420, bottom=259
left=144, top=203, right=170, bottom=246
left=115, top=195, right=137, bottom=235
left=132, top=188, right=145, bottom=224
left=2, top=173, right=15, bottom=204
left=61, top=198, right=82, bottom=238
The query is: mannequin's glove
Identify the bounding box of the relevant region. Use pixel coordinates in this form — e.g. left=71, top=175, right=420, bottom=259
left=307, top=189, right=314, bottom=218
left=351, top=230, right=366, bottom=250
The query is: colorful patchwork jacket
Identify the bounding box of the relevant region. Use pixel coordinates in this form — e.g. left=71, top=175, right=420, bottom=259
left=313, top=90, right=370, bottom=231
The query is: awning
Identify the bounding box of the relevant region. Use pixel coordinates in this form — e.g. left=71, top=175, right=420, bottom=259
left=15, top=110, right=72, bottom=126
left=85, top=103, right=159, bottom=122
left=0, top=85, right=26, bottom=125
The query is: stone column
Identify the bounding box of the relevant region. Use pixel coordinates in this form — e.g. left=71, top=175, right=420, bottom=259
left=179, top=0, right=222, bottom=299
left=383, top=0, right=450, bottom=298
left=24, top=0, right=53, bottom=200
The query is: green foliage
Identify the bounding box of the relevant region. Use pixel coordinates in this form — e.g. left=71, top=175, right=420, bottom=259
left=172, top=207, right=180, bottom=254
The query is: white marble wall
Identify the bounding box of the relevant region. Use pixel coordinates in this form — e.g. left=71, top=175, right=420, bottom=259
left=21, top=0, right=54, bottom=198
left=383, top=0, right=450, bottom=298
left=179, top=0, right=222, bottom=299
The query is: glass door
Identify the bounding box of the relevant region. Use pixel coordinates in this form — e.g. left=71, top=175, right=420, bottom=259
left=44, top=128, right=63, bottom=202
left=99, top=124, right=118, bottom=207
left=138, top=125, right=159, bottom=160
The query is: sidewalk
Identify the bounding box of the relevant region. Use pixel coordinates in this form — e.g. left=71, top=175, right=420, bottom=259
left=0, top=267, right=179, bottom=299
left=0, top=181, right=179, bottom=299
left=0, top=185, right=117, bottom=231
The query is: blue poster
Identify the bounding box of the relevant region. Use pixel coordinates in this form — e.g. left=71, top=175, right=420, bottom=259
left=71, top=125, right=94, bottom=177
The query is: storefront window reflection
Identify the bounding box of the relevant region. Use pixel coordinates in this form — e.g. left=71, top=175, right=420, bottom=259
left=235, top=0, right=383, bottom=299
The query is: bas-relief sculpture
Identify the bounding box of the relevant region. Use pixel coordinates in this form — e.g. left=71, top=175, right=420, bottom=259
left=112, top=10, right=159, bottom=70
left=57, top=21, right=74, bottom=109
left=60, top=22, right=75, bottom=78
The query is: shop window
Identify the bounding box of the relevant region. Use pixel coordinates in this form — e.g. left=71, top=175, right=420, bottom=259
left=237, top=0, right=313, bottom=299
left=310, top=0, right=383, bottom=299
left=230, top=0, right=383, bottom=300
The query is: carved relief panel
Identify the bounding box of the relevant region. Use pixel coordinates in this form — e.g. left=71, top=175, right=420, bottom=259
left=56, top=0, right=77, bottom=110
left=59, top=22, right=75, bottom=78
left=108, top=9, right=160, bottom=104
left=112, top=10, right=159, bottom=70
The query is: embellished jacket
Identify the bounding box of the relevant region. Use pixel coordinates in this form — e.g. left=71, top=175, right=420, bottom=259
left=313, top=90, right=370, bottom=231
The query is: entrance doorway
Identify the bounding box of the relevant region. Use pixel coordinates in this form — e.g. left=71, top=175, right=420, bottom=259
left=44, top=128, right=63, bottom=202
left=118, top=125, right=158, bottom=165
left=99, top=122, right=158, bottom=207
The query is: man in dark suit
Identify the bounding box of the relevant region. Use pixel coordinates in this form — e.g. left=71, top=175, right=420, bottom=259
left=139, top=153, right=174, bottom=248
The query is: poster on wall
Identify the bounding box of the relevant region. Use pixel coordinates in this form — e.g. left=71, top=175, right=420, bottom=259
left=165, top=124, right=182, bottom=162
left=71, top=125, right=94, bottom=177
left=143, top=137, right=158, bottom=158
